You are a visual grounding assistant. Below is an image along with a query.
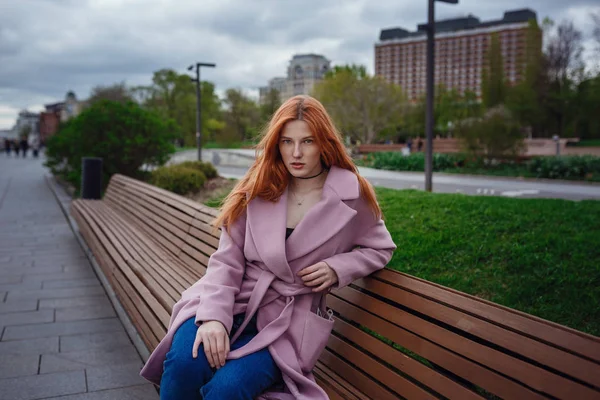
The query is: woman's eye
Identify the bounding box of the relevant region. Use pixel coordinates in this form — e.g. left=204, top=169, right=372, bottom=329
left=304, top=139, right=313, bottom=144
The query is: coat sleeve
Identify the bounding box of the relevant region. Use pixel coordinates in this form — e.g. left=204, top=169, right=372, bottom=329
left=190, top=211, right=247, bottom=334
left=321, top=198, right=396, bottom=289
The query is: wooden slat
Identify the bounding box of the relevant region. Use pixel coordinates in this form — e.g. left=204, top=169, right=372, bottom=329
left=326, top=334, right=437, bottom=400
left=327, top=295, right=545, bottom=400
left=375, top=268, right=600, bottom=363
left=355, top=274, right=600, bottom=389
left=333, top=285, right=598, bottom=399
left=75, top=201, right=170, bottom=336
left=319, top=349, right=399, bottom=400
left=94, top=202, right=191, bottom=296
left=330, top=317, right=485, bottom=400
left=314, top=363, right=368, bottom=400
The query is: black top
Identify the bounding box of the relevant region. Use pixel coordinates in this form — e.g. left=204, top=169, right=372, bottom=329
left=286, top=228, right=294, bottom=240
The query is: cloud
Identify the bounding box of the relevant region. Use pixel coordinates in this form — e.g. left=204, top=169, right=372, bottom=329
left=0, top=0, right=598, bottom=128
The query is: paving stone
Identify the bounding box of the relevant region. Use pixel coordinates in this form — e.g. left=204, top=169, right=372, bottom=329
left=43, top=278, right=99, bottom=289
left=60, top=331, right=133, bottom=352
left=0, top=266, right=63, bottom=276
left=6, top=286, right=106, bottom=301
left=39, top=296, right=109, bottom=310
left=0, top=370, right=86, bottom=400
left=40, top=384, right=159, bottom=399
left=0, top=337, right=59, bottom=355
left=40, top=346, right=141, bottom=374
left=0, top=275, right=22, bottom=284
left=0, top=354, right=40, bottom=378
left=0, top=309, right=54, bottom=328
left=86, top=362, right=147, bottom=392
left=22, top=270, right=96, bottom=283
left=2, top=318, right=124, bottom=341
left=0, top=292, right=5, bottom=301
left=55, top=303, right=115, bottom=322
left=0, top=281, right=43, bottom=292
left=0, top=300, right=38, bottom=315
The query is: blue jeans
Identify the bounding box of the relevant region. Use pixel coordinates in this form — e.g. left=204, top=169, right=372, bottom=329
left=160, top=314, right=282, bottom=400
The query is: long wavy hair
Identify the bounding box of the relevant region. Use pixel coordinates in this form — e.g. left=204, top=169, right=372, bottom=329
left=212, top=95, right=382, bottom=231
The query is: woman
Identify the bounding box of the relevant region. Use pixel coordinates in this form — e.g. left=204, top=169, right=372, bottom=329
left=140, top=95, right=396, bottom=399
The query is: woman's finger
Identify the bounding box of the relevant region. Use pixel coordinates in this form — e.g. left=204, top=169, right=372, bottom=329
left=305, top=275, right=327, bottom=287
left=192, top=332, right=203, bottom=358
left=215, top=333, right=226, bottom=367
left=203, top=333, right=216, bottom=368
left=312, top=280, right=331, bottom=292
left=208, top=334, right=220, bottom=369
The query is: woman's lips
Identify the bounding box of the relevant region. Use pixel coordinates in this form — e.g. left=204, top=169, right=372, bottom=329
left=291, top=163, right=304, bottom=169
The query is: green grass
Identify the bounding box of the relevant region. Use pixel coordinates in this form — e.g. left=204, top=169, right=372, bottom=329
left=377, top=188, right=600, bottom=336
left=200, top=185, right=600, bottom=336
left=574, top=140, right=600, bottom=147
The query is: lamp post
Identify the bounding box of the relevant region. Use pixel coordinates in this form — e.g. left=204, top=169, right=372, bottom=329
left=425, top=0, right=458, bottom=192
left=188, top=62, right=216, bottom=161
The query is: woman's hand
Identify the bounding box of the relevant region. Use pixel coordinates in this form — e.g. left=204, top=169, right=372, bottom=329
left=298, top=261, right=339, bottom=292
left=192, top=320, right=230, bottom=369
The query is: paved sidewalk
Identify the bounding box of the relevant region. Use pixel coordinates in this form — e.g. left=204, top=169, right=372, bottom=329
left=0, top=153, right=158, bottom=400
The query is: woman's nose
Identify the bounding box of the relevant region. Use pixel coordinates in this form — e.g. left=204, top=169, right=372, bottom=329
left=293, top=144, right=302, bottom=158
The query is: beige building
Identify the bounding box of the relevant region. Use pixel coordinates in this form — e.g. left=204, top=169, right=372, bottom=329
left=375, top=9, right=539, bottom=101
left=259, top=54, right=331, bottom=104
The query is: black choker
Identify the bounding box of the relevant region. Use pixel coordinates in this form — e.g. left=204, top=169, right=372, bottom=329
left=296, top=168, right=328, bottom=180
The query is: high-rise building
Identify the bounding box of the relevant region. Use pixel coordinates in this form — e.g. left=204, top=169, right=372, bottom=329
left=375, top=9, right=539, bottom=101
left=259, top=54, right=331, bottom=104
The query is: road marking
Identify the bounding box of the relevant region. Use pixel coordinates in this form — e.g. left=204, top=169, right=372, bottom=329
left=501, top=189, right=541, bottom=197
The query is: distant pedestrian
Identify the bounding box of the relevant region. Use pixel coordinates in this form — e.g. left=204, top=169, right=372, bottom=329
left=13, top=140, right=20, bottom=157
left=32, top=137, right=40, bottom=158
left=417, top=137, right=423, bottom=152
left=4, top=138, right=10, bottom=156
left=20, top=138, right=29, bottom=158
left=406, top=137, right=413, bottom=153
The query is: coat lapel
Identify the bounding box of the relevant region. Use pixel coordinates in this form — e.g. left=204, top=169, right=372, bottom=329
left=246, top=187, right=295, bottom=283
left=286, top=166, right=360, bottom=262
left=246, top=166, right=361, bottom=278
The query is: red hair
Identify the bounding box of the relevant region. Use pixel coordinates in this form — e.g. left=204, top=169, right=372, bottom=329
left=212, top=95, right=382, bottom=230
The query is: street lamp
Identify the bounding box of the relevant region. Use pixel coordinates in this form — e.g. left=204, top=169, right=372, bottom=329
left=425, top=0, right=458, bottom=192
left=188, top=62, right=216, bottom=161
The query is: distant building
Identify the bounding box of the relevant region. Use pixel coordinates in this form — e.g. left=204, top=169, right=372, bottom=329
left=13, top=110, right=40, bottom=142
left=375, top=9, right=540, bottom=101
left=39, top=91, right=84, bottom=143
left=259, top=54, right=331, bottom=104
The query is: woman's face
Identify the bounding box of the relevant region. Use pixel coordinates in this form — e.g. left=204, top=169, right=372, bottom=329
left=279, top=120, right=322, bottom=178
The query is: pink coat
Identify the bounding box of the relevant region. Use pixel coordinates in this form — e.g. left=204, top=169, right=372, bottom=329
left=140, top=166, right=397, bottom=399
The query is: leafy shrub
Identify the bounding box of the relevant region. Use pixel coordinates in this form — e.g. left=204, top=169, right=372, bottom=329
left=45, top=100, right=177, bottom=194
left=454, top=106, right=525, bottom=160
left=177, top=161, right=218, bottom=179
left=151, top=165, right=206, bottom=195
left=527, top=155, right=600, bottom=180
left=370, top=152, right=467, bottom=172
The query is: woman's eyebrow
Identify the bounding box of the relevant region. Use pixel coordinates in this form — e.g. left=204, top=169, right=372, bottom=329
left=280, top=135, right=314, bottom=140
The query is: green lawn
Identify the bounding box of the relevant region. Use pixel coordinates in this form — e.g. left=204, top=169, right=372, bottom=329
left=203, top=187, right=600, bottom=336
left=377, top=188, right=600, bottom=336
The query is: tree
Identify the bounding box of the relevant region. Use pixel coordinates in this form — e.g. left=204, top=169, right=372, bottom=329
left=222, top=88, right=261, bottom=142
left=545, top=20, right=585, bottom=137
left=481, top=33, right=506, bottom=108
left=506, top=19, right=547, bottom=137
left=133, top=69, right=222, bottom=146
left=260, top=88, right=281, bottom=124
left=454, top=106, right=525, bottom=160
left=45, top=100, right=177, bottom=192
left=591, top=12, right=600, bottom=70
left=88, top=82, right=133, bottom=105
left=312, top=65, right=407, bottom=144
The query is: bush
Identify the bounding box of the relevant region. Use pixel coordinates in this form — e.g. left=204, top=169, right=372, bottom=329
left=454, top=106, right=525, bottom=160
left=151, top=165, right=206, bottom=195
left=177, top=161, right=218, bottom=179
left=527, top=155, right=600, bottom=181
left=45, top=100, right=177, bottom=194
left=369, top=152, right=467, bottom=172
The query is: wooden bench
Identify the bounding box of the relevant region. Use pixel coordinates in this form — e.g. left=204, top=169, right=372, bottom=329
left=71, top=174, right=600, bottom=399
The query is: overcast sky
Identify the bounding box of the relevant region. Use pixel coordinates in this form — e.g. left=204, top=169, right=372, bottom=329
left=1, top=0, right=598, bottom=129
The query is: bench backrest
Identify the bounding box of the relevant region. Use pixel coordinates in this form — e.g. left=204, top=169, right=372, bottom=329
left=103, top=174, right=600, bottom=399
